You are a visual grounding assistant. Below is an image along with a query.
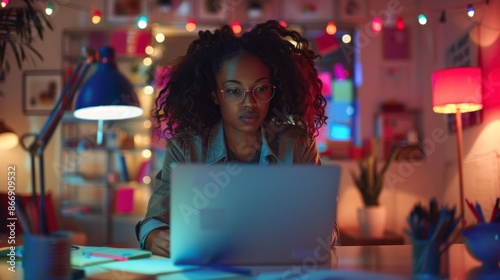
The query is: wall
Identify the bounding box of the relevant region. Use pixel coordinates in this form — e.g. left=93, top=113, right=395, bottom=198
left=0, top=1, right=104, bottom=196
left=1, top=0, right=499, bottom=243
left=334, top=0, right=500, bottom=236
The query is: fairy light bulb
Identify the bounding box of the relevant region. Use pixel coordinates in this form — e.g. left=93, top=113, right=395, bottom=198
left=185, top=18, right=196, bottom=32
left=342, top=34, right=351, bottom=44
left=326, top=21, right=337, bottom=35
left=231, top=21, right=242, bottom=34
left=144, top=85, right=154, bottom=95
left=45, top=2, right=54, bottom=15
left=467, top=4, right=474, bottom=17
left=155, top=33, right=165, bottom=43
left=396, top=16, right=405, bottom=30
left=418, top=13, right=427, bottom=25
left=145, top=46, right=154, bottom=55
left=143, top=57, right=152, bottom=66
left=372, top=17, right=383, bottom=33
left=279, top=20, right=288, bottom=28
left=91, top=9, right=102, bottom=24
left=137, top=15, right=148, bottom=29
left=1, top=0, right=9, bottom=8
left=142, top=149, right=152, bottom=158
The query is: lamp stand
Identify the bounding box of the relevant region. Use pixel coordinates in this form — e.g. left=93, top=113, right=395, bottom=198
left=455, top=109, right=465, bottom=228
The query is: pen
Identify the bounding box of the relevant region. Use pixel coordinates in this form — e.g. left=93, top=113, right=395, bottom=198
left=465, top=198, right=481, bottom=223
left=490, top=198, right=499, bottom=223
left=15, top=197, right=32, bottom=235
left=90, top=252, right=129, bottom=261
left=475, top=202, right=486, bottom=223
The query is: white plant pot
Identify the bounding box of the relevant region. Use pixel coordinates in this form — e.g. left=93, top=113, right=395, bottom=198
left=357, top=205, right=386, bottom=238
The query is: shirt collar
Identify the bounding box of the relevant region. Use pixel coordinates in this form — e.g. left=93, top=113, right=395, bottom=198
left=205, top=120, right=279, bottom=165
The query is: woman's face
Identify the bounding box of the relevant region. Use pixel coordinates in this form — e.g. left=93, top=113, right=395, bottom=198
left=214, top=53, right=272, bottom=136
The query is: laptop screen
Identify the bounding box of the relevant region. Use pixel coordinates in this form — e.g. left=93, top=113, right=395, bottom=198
left=170, top=164, right=341, bottom=265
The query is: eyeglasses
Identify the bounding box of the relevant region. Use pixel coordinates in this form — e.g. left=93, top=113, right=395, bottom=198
left=219, top=83, right=275, bottom=104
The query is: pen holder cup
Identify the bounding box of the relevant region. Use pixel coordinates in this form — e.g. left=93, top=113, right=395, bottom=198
left=412, top=239, right=449, bottom=278
left=22, top=231, right=73, bottom=280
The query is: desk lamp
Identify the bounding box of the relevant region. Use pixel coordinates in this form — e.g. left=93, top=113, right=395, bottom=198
left=0, top=119, right=19, bottom=150
left=21, top=46, right=143, bottom=234
left=431, top=67, right=482, bottom=227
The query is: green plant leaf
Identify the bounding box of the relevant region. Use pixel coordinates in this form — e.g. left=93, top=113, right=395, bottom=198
left=0, top=0, right=52, bottom=73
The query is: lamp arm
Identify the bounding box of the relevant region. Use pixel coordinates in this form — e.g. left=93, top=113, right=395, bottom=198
left=34, top=59, right=93, bottom=154
left=20, top=57, right=93, bottom=234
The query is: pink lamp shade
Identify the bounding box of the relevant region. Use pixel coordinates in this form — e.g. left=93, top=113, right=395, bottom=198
left=431, top=67, right=483, bottom=114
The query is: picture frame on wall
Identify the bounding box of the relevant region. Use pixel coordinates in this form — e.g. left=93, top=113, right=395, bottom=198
left=339, top=0, right=367, bottom=22
left=281, top=0, right=335, bottom=22
left=23, top=70, right=63, bottom=115
left=196, top=0, right=230, bottom=22
left=106, top=0, right=148, bottom=23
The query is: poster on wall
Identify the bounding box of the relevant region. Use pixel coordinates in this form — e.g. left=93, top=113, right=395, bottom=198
left=22, top=70, right=63, bottom=115
left=444, top=28, right=482, bottom=133
left=281, top=0, right=335, bottom=22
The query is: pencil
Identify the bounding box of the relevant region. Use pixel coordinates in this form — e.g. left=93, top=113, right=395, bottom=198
left=15, top=197, right=32, bottom=235
left=490, top=198, right=499, bottom=223
left=465, top=198, right=481, bottom=223
left=475, top=202, right=486, bottom=223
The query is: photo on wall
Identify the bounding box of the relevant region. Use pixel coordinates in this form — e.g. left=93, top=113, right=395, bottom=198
left=22, top=70, right=63, bottom=115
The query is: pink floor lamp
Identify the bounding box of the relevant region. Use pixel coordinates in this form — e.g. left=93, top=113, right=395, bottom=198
left=431, top=67, right=483, bottom=227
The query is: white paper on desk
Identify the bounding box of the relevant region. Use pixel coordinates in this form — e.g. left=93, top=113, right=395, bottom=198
left=88, top=258, right=198, bottom=276
left=254, top=269, right=407, bottom=280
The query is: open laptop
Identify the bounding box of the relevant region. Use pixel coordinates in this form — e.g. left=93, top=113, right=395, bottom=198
left=170, top=163, right=341, bottom=266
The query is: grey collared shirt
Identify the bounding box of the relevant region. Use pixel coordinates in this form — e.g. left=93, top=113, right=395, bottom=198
left=135, top=120, right=322, bottom=248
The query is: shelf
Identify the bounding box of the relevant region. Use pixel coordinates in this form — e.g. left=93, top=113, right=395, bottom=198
left=60, top=28, right=155, bottom=246
left=62, top=172, right=107, bottom=187
left=61, top=201, right=103, bottom=216
left=62, top=146, right=151, bottom=152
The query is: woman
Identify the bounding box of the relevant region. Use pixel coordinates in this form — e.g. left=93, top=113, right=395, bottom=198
left=136, top=20, right=332, bottom=257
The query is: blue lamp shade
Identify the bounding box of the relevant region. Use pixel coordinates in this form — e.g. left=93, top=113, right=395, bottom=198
left=74, top=47, right=143, bottom=120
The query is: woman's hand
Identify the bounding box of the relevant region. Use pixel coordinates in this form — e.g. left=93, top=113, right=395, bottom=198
left=145, top=229, right=170, bottom=257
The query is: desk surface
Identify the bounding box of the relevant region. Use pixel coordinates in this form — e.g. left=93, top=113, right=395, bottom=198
left=1, top=244, right=498, bottom=279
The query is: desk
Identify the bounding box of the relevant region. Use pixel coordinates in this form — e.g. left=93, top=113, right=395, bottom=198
left=0, top=244, right=497, bottom=279
left=338, top=227, right=405, bottom=246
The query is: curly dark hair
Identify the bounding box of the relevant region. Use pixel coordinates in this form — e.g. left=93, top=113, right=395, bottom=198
left=153, top=20, right=327, bottom=139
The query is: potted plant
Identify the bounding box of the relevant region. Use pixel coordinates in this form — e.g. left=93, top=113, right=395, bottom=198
left=350, top=144, right=400, bottom=238
left=0, top=0, right=52, bottom=89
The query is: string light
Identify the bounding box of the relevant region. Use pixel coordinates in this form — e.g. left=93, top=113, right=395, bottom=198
left=396, top=16, right=405, bottom=30
left=155, top=33, right=165, bottom=43
left=371, top=17, right=383, bottom=33
left=467, top=4, right=475, bottom=17
left=279, top=20, right=288, bottom=28
left=342, top=34, right=352, bottom=44
left=185, top=18, right=196, bottom=32
left=137, top=15, right=148, bottom=29
left=143, top=57, right=152, bottom=66
left=45, top=2, right=54, bottom=15
left=1, top=0, right=9, bottom=8
left=91, top=9, right=101, bottom=24
left=231, top=21, right=242, bottom=34
left=145, top=45, right=154, bottom=55
left=326, top=21, right=337, bottom=35
left=368, top=1, right=488, bottom=30
left=418, top=13, right=427, bottom=25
